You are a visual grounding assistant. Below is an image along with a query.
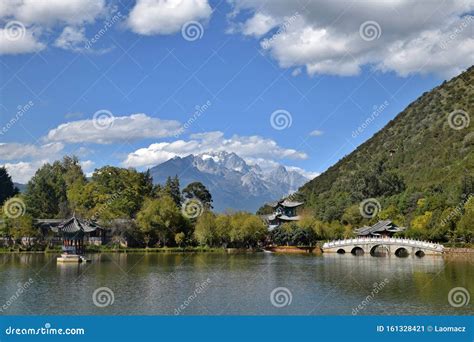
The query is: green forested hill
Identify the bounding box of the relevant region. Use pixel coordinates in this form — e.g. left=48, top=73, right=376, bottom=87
left=297, top=66, right=474, bottom=242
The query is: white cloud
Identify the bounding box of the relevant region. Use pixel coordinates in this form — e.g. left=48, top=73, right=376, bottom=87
left=0, top=26, right=44, bottom=54
left=80, top=159, right=95, bottom=173
left=54, top=26, right=87, bottom=52
left=123, top=131, right=308, bottom=168
left=309, top=130, right=323, bottom=136
left=47, top=113, right=182, bottom=144
left=0, top=142, right=64, bottom=160
left=0, top=0, right=107, bottom=55
left=4, top=0, right=106, bottom=26
left=127, top=0, right=212, bottom=35
left=241, top=12, right=277, bottom=37
left=229, top=0, right=474, bottom=77
left=3, top=161, right=44, bottom=183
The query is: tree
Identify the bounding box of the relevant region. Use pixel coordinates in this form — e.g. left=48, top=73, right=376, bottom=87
left=136, top=195, right=184, bottom=247
left=175, top=232, right=186, bottom=247
left=163, top=176, right=181, bottom=207
left=182, top=182, right=213, bottom=209
left=0, top=167, right=18, bottom=206
left=24, top=162, right=68, bottom=218
left=194, top=211, right=216, bottom=246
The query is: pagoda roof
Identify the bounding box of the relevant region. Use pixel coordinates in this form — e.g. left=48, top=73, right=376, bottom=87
left=269, top=199, right=304, bottom=208
left=354, top=220, right=405, bottom=236
left=51, top=216, right=102, bottom=234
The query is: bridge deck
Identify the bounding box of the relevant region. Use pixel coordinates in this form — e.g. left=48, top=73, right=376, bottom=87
left=322, top=237, right=444, bottom=253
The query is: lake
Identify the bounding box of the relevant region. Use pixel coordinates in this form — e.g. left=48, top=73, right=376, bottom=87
left=0, top=253, right=472, bottom=315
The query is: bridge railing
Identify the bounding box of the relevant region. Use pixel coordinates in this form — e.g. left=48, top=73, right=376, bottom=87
left=322, top=237, right=444, bottom=251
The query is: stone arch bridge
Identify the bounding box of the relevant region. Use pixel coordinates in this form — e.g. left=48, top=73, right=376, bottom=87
left=322, top=237, right=444, bottom=257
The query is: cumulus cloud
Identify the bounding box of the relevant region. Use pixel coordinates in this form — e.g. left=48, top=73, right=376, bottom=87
left=229, top=0, right=474, bottom=77
left=123, top=131, right=308, bottom=168
left=127, top=0, right=212, bottom=35
left=47, top=113, right=182, bottom=144
left=0, top=0, right=107, bottom=55
left=0, top=142, right=64, bottom=160
left=3, top=161, right=43, bottom=183
left=0, top=25, right=44, bottom=54
left=1, top=0, right=106, bottom=26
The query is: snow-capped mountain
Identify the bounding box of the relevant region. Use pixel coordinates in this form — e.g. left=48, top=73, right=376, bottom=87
left=149, top=151, right=310, bottom=212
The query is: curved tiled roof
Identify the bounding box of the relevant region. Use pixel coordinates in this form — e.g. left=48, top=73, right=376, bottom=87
left=52, top=216, right=101, bottom=234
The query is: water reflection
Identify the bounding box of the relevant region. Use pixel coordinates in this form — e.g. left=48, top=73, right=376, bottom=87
left=0, top=253, right=472, bottom=315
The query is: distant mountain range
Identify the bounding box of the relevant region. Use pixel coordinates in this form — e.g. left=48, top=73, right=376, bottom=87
left=149, top=151, right=309, bottom=212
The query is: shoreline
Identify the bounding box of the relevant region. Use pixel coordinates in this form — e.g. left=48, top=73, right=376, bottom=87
left=1, top=246, right=472, bottom=255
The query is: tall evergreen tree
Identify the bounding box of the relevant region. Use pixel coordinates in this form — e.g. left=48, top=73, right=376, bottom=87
left=0, top=167, right=18, bottom=205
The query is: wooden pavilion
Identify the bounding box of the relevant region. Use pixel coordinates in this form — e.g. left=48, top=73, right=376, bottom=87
left=51, top=216, right=103, bottom=256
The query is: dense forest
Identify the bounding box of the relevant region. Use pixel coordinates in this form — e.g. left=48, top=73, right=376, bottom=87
left=285, top=66, right=474, bottom=244
left=0, top=158, right=267, bottom=249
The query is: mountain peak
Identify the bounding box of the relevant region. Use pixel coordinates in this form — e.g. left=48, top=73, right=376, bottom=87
left=149, top=151, right=309, bottom=212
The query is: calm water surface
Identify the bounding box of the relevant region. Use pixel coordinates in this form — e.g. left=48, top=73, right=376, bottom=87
left=0, top=253, right=472, bottom=315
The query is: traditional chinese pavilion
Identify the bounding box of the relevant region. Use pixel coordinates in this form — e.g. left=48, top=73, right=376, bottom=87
left=354, top=220, right=405, bottom=238
left=264, top=199, right=304, bottom=230
left=51, top=216, right=103, bottom=256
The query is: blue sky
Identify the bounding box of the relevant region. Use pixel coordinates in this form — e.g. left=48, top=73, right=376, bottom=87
left=0, top=0, right=472, bottom=183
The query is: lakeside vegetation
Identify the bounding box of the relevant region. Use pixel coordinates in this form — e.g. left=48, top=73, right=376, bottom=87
left=262, top=66, right=474, bottom=246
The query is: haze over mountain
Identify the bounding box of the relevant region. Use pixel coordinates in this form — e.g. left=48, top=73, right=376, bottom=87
left=149, top=151, right=308, bottom=212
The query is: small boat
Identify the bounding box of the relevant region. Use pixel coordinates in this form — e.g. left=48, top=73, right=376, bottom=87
left=57, top=253, right=81, bottom=263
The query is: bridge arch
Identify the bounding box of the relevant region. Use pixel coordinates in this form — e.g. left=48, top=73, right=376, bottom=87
left=351, top=246, right=365, bottom=256
left=336, top=248, right=346, bottom=254
left=370, top=245, right=389, bottom=257
left=395, top=247, right=409, bottom=257
left=415, top=250, right=425, bottom=257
